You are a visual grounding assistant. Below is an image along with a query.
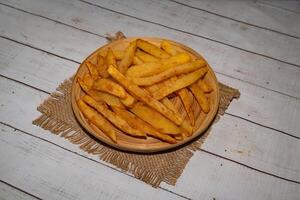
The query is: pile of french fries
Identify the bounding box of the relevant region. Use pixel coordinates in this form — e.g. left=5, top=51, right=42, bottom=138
left=77, top=39, right=213, bottom=144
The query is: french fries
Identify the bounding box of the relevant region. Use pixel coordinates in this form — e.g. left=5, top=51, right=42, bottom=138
left=177, top=88, right=195, bottom=126
left=126, top=53, right=191, bottom=77
left=152, top=67, right=208, bottom=100
left=136, top=49, right=159, bottom=62
left=77, top=100, right=117, bottom=143
left=130, top=60, right=206, bottom=86
left=76, top=38, right=215, bottom=145
left=107, top=65, right=183, bottom=126
left=83, top=95, right=145, bottom=137
left=136, top=39, right=170, bottom=58
left=189, top=83, right=210, bottom=113
left=119, top=40, right=136, bottom=74
left=93, top=78, right=127, bottom=99
left=130, top=103, right=181, bottom=134
left=112, top=107, right=176, bottom=143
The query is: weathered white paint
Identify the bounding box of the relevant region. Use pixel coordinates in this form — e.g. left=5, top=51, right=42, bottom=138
left=1, top=1, right=300, bottom=99
left=0, top=182, right=38, bottom=200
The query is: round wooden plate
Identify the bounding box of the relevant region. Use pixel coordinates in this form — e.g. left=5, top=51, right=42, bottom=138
left=71, top=37, right=219, bottom=153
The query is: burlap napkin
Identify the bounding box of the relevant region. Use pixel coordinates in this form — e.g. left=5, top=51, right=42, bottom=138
left=33, top=33, right=240, bottom=187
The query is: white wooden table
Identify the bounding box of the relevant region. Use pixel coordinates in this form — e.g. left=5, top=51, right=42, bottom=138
left=0, top=0, right=300, bottom=199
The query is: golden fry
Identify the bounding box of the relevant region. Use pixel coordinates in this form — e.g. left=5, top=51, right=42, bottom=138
left=83, top=95, right=145, bottom=137
left=106, top=48, right=117, bottom=66
left=107, top=65, right=183, bottom=125
left=93, top=78, right=127, bottom=99
left=112, top=107, right=176, bottom=144
left=82, top=73, right=94, bottom=89
left=152, top=67, right=208, bottom=100
left=126, top=53, right=190, bottom=78
left=161, top=40, right=178, bottom=56
left=96, top=54, right=108, bottom=77
left=198, top=79, right=213, bottom=93
left=136, top=39, right=170, bottom=59
left=77, top=100, right=117, bottom=143
left=130, top=60, right=206, bottom=86
left=177, top=88, right=195, bottom=126
left=119, top=40, right=137, bottom=74
left=133, top=56, right=143, bottom=65
left=189, top=83, right=210, bottom=113
left=86, top=61, right=99, bottom=79
left=120, top=93, right=136, bottom=107
left=130, top=103, right=181, bottom=134
left=136, top=49, right=159, bottom=62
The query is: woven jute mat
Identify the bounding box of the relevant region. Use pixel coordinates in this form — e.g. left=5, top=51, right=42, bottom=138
left=33, top=32, right=240, bottom=187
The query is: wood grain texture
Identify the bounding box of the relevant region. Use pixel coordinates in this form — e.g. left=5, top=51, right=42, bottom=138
left=1, top=66, right=300, bottom=182
left=72, top=37, right=219, bottom=153
left=0, top=182, right=39, bottom=200
left=0, top=124, right=185, bottom=200
left=171, top=0, right=300, bottom=38
left=1, top=0, right=300, bottom=99
left=258, top=0, right=300, bottom=14
left=82, top=0, right=300, bottom=66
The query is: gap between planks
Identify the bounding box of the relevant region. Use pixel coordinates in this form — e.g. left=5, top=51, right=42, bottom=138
left=169, top=0, right=300, bottom=40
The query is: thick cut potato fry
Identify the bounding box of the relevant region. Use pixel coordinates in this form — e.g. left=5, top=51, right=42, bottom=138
left=133, top=56, right=143, bottom=65
left=130, top=103, right=181, bottom=134
left=126, top=53, right=191, bottom=78
left=152, top=67, right=208, bottom=100
left=189, top=83, right=210, bottom=113
left=177, top=88, right=195, bottom=126
left=83, top=95, right=145, bottom=137
left=106, top=48, right=117, bottom=66
left=119, top=40, right=137, bottom=74
left=161, top=40, right=178, bottom=56
left=96, top=54, right=108, bottom=77
left=77, top=100, right=117, bottom=143
left=86, top=61, right=99, bottom=79
left=82, top=73, right=94, bottom=89
left=136, top=50, right=159, bottom=63
left=130, top=60, right=206, bottom=86
left=198, top=79, right=213, bottom=93
left=120, top=93, right=136, bottom=107
left=136, top=39, right=170, bottom=59
left=107, top=65, right=183, bottom=125
left=78, top=77, right=125, bottom=108
left=112, top=107, right=176, bottom=144
left=93, top=78, right=127, bottom=99
left=99, top=50, right=124, bottom=60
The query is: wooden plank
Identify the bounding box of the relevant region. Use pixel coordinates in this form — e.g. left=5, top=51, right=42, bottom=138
left=0, top=181, right=38, bottom=200
left=0, top=58, right=299, bottom=183
left=0, top=124, right=185, bottom=200
left=0, top=33, right=299, bottom=137
left=1, top=123, right=299, bottom=200
left=258, top=0, right=300, bottom=14
left=1, top=0, right=300, bottom=99
left=170, top=0, right=300, bottom=38
left=82, top=0, right=300, bottom=66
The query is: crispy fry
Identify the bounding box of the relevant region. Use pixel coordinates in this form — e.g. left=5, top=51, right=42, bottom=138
left=93, top=78, right=127, bottom=99
left=177, top=88, right=195, bottom=126
left=119, top=40, right=137, bottom=74
left=99, top=50, right=124, bottom=60
left=96, top=54, right=108, bottom=77
left=136, top=49, right=159, bottom=63
left=130, top=103, right=181, bottom=134
left=120, top=93, right=136, bottom=107
left=161, top=40, right=178, bottom=56
left=130, top=60, right=206, bottom=86
left=161, top=97, right=177, bottom=112
left=136, top=39, right=170, bottom=59
left=77, top=100, right=117, bottom=143
left=82, top=73, right=94, bottom=89
left=152, top=67, right=208, bottom=100
left=198, top=79, right=213, bottom=93
left=189, top=83, right=210, bottom=113
left=86, top=61, right=99, bottom=79
left=126, top=53, right=191, bottom=77
left=106, top=48, right=117, bottom=66
left=82, top=95, right=145, bottom=137
left=107, top=65, right=183, bottom=125
left=112, top=107, right=176, bottom=144
left=133, top=56, right=143, bottom=65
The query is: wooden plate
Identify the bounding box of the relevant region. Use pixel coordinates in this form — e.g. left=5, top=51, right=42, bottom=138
left=71, top=37, right=219, bottom=153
